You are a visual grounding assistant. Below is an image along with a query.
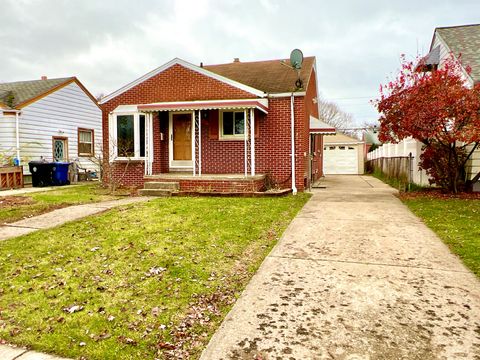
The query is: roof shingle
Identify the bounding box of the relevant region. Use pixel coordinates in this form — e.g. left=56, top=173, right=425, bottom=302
left=204, top=57, right=315, bottom=94
left=0, top=77, right=73, bottom=108
left=436, top=24, right=480, bottom=82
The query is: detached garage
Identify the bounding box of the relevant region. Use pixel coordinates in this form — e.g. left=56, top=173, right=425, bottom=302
left=323, top=132, right=365, bottom=175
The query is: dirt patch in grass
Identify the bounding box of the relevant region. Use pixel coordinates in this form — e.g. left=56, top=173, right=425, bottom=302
left=0, top=196, right=35, bottom=208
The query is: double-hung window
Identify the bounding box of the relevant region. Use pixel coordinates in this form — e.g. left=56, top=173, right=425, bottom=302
left=220, top=110, right=245, bottom=139
left=114, top=113, right=145, bottom=158
left=78, top=128, right=94, bottom=156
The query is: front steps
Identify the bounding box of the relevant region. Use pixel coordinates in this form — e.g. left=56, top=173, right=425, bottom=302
left=139, top=181, right=179, bottom=197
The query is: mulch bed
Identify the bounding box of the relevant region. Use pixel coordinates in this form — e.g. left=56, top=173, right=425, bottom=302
left=398, top=189, right=480, bottom=200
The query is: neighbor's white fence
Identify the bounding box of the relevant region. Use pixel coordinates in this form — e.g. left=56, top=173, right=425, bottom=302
left=367, top=138, right=431, bottom=186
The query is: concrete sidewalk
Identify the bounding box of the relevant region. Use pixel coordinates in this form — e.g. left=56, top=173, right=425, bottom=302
left=0, top=197, right=152, bottom=241
left=201, top=175, right=480, bottom=359
left=0, top=345, right=71, bottom=360
left=0, top=185, right=83, bottom=197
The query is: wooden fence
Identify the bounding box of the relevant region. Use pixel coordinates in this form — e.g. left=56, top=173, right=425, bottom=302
left=0, top=166, right=24, bottom=190
left=366, top=155, right=413, bottom=183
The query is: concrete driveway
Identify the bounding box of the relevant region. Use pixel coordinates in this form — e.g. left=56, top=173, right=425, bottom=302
left=201, top=175, right=480, bottom=360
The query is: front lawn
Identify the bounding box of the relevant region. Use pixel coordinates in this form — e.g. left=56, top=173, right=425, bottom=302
left=400, top=193, right=480, bottom=277
left=0, top=184, right=125, bottom=224
left=0, top=194, right=309, bottom=359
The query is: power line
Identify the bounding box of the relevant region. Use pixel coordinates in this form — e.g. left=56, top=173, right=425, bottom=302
left=323, top=95, right=378, bottom=100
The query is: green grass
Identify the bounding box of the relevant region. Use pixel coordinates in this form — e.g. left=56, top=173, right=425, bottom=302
left=0, top=194, right=310, bottom=359
left=401, top=196, right=480, bottom=277
left=0, top=184, right=124, bottom=224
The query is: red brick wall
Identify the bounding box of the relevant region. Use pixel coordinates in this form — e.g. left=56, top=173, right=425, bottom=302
left=311, top=134, right=324, bottom=182
left=303, top=67, right=320, bottom=189
left=160, top=178, right=265, bottom=192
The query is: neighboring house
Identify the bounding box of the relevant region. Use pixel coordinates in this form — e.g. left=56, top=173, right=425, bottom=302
left=99, top=56, right=326, bottom=192
left=323, top=132, right=365, bottom=175
left=418, top=24, right=480, bottom=186
left=0, top=77, right=102, bottom=176
left=369, top=24, right=480, bottom=189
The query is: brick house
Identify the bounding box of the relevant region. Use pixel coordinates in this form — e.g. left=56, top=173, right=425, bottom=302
left=99, top=56, right=328, bottom=193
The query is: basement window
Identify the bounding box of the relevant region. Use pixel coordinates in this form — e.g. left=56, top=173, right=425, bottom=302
left=220, top=110, right=245, bottom=139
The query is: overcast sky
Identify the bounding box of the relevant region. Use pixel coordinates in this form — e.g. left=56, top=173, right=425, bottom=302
left=1, top=0, right=479, bottom=125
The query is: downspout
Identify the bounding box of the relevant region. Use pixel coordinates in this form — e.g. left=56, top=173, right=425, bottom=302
left=15, top=111, right=21, bottom=165
left=290, top=93, right=297, bottom=195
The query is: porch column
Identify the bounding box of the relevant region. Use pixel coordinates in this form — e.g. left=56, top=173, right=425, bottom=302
left=250, top=108, right=255, bottom=176
left=198, top=110, right=202, bottom=176
left=244, top=109, right=248, bottom=177
left=193, top=111, right=196, bottom=176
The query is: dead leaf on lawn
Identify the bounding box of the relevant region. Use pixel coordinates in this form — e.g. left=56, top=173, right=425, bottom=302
left=117, top=335, right=137, bottom=346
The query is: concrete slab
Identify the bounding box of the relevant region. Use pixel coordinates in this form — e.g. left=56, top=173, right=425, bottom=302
left=0, top=345, right=28, bottom=359
left=201, top=175, right=480, bottom=360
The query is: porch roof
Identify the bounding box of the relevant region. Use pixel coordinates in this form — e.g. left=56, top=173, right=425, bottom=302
left=309, top=116, right=336, bottom=134
left=136, top=98, right=268, bottom=114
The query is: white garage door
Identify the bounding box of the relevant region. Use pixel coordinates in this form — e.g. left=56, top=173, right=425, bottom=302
left=323, top=145, right=359, bottom=174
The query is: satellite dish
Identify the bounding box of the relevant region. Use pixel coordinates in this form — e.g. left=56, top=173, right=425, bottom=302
left=290, top=49, right=304, bottom=70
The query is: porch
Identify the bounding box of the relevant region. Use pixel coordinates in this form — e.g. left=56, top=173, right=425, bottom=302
left=141, top=173, right=267, bottom=194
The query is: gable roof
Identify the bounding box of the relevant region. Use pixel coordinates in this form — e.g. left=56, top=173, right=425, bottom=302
left=100, top=58, right=267, bottom=104
left=0, top=77, right=89, bottom=109
left=204, top=57, right=315, bottom=94
left=433, top=24, right=480, bottom=83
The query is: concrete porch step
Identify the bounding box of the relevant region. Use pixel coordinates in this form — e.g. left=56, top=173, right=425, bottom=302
left=144, top=181, right=180, bottom=190
left=138, top=188, right=175, bottom=197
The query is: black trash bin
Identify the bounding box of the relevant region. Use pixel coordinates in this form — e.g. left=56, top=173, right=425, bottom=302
left=52, top=162, right=71, bottom=186
left=29, top=161, right=54, bottom=187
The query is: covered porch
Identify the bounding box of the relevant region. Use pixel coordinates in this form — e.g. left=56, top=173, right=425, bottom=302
left=109, top=99, right=269, bottom=192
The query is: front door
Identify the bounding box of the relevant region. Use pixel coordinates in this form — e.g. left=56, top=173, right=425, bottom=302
left=53, top=137, right=68, bottom=162
left=172, top=114, right=192, bottom=163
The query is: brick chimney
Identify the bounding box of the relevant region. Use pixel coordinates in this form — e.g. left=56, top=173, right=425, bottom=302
left=41, top=76, right=47, bottom=80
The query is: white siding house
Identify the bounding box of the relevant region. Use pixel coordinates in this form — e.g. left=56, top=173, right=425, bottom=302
left=0, top=77, right=102, bottom=175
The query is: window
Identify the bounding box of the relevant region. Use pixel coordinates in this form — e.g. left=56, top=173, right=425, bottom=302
left=78, top=128, right=94, bottom=156
left=339, top=146, right=346, bottom=150
left=114, top=113, right=146, bottom=158
left=220, top=110, right=245, bottom=139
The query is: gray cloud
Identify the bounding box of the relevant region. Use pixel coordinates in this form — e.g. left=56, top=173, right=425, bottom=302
left=1, top=0, right=479, bottom=124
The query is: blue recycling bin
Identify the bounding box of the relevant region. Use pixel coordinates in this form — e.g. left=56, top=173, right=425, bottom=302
left=52, top=162, right=71, bottom=186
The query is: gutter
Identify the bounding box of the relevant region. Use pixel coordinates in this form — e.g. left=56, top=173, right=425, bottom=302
left=290, top=93, right=297, bottom=195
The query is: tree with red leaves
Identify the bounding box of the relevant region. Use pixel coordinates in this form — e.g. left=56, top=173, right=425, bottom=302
left=375, top=54, right=480, bottom=193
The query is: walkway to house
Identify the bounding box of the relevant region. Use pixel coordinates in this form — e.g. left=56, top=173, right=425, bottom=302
left=0, top=197, right=152, bottom=242
left=201, top=175, right=480, bottom=359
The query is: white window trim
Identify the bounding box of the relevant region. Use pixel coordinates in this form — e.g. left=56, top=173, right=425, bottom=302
left=219, top=109, right=246, bottom=140
left=112, top=112, right=146, bottom=161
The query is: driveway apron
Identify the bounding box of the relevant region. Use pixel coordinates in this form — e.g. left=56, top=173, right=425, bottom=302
left=201, top=175, right=480, bottom=360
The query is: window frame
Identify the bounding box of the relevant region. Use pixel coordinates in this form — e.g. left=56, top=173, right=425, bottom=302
left=77, top=128, right=94, bottom=157
left=219, top=109, right=246, bottom=140
left=113, top=113, right=146, bottom=160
